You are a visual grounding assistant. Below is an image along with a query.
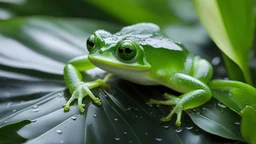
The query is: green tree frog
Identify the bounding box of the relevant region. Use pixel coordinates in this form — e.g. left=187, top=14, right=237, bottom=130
left=63, top=23, right=213, bottom=126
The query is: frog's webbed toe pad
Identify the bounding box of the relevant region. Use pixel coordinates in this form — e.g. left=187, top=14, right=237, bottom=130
left=147, top=93, right=183, bottom=126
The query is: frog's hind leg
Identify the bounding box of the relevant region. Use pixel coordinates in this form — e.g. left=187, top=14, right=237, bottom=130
left=147, top=73, right=212, bottom=126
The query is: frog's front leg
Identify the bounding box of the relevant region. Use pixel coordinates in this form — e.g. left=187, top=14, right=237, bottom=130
left=148, top=73, right=212, bottom=126
left=63, top=55, right=111, bottom=112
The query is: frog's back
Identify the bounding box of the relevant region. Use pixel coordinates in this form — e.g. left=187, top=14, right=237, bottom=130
left=116, top=23, right=193, bottom=76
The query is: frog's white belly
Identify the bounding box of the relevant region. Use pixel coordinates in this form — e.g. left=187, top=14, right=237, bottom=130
left=94, top=63, right=157, bottom=85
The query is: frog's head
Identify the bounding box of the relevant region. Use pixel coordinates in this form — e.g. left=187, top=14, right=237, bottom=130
left=87, top=29, right=151, bottom=77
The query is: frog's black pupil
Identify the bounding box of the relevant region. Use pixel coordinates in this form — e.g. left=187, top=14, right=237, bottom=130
left=87, top=40, right=94, bottom=47
left=118, top=48, right=123, bottom=53
left=125, top=48, right=132, bottom=54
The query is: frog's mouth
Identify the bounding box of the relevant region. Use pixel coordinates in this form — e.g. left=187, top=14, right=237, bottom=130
left=88, top=55, right=151, bottom=71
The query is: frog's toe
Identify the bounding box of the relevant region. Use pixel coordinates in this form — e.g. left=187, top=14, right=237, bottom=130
left=94, top=98, right=102, bottom=105
left=78, top=104, right=85, bottom=113
left=63, top=104, right=70, bottom=111
left=161, top=116, right=171, bottom=122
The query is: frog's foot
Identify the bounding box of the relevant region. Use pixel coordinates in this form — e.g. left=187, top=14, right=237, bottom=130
left=147, top=93, right=183, bottom=126
left=63, top=79, right=104, bottom=113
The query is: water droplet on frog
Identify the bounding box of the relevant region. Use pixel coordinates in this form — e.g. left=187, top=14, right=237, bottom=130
left=32, top=109, right=39, bottom=112
left=71, top=116, right=77, bottom=120
left=235, top=121, right=240, bottom=125
left=123, top=131, right=128, bottom=135
left=114, top=137, right=120, bottom=141
left=114, top=118, right=118, bottom=121
left=211, top=57, right=221, bottom=66
left=186, top=126, right=193, bottom=130
left=154, top=137, right=162, bottom=142
left=175, top=127, right=182, bottom=133
left=32, top=105, right=38, bottom=109
left=56, top=129, right=63, bottom=134
left=217, top=102, right=227, bottom=109
left=60, top=140, right=64, bottom=143
left=32, top=119, right=37, bottom=123
left=12, top=109, right=16, bottom=112
left=93, top=114, right=97, bottom=118
left=163, top=125, right=169, bottom=129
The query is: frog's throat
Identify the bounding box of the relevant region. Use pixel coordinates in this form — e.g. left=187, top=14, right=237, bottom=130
left=88, top=55, right=151, bottom=71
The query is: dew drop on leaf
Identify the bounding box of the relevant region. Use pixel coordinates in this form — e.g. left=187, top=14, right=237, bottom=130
left=211, top=57, right=221, bottom=66
left=163, top=125, right=169, bottom=129
left=186, top=126, right=193, bottom=130
left=32, top=105, right=38, bottom=109
left=114, top=118, right=118, bottom=121
left=114, top=137, right=120, bottom=141
left=12, top=109, right=16, bottom=112
left=235, top=121, right=241, bottom=125
left=123, top=131, right=128, bottom=135
left=71, top=116, right=77, bottom=120
left=217, top=102, right=227, bottom=109
left=175, top=127, right=182, bottom=133
left=56, top=129, right=63, bottom=134
left=32, top=109, right=39, bottom=112
left=154, top=137, right=162, bottom=142
left=32, top=119, right=37, bottom=123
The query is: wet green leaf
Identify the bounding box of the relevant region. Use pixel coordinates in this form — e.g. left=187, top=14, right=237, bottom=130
left=193, top=0, right=255, bottom=84
left=209, top=80, right=256, bottom=115
left=0, top=17, right=239, bottom=143
left=241, top=106, right=256, bottom=144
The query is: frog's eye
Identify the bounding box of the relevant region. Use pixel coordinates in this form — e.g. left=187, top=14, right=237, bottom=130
left=86, top=35, right=95, bottom=52
left=117, top=41, right=137, bottom=61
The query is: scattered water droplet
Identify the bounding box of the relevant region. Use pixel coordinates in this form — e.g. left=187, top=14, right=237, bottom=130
left=58, top=93, right=62, bottom=97
left=60, top=140, right=64, bottom=143
left=154, top=137, right=162, bottom=142
left=211, top=57, right=221, bottom=66
left=93, top=114, right=97, bottom=118
left=129, top=140, right=132, bottom=143
left=217, top=102, right=227, bottom=109
left=145, top=132, right=148, bottom=135
left=12, top=109, right=16, bottom=112
left=6, top=102, right=12, bottom=108
left=114, top=118, right=118, bottom=121
left=175, top=127, right=182, bottom=133
left=127, top=107, right=131, bottom=111
left=32, top=109, right=39, bottom=112
left=139, top=116, right=143, bottom=119
left=4, top=121, right=7, bottom=124
left=71, top=116, right=77, bottom=120
left=114, top=137, right=120, bottom=141
left=32, top=119, right=37, bottom=123
left=163, top=125, right=169, bottom=129
left=156, top=104, right=160, bottom=108
left=186, top=126, right=193, bottom=130
left=32, top=105, right=38, bottom=109
left=123, top=131, right=128, bottom=135
left=148, top=104, right=153, bottom=107
left=56, top=129, right=63, bottom=134
left=235, top=121, right=241, bottom=125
